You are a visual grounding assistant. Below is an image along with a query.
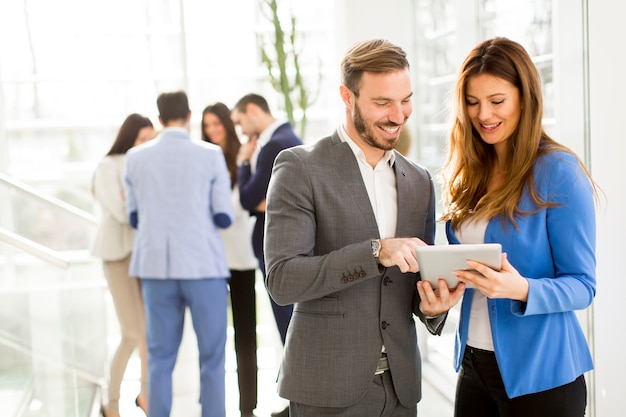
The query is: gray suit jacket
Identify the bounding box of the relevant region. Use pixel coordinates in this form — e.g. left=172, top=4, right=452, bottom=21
left=265, top=132, right=442, bottom=408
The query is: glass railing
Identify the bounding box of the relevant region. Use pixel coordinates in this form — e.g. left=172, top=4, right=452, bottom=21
left=0, top=173, right=105, bottom=417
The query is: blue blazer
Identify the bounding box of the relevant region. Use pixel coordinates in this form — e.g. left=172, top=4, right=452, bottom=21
left=237, top=122, right=302, bottom=263
left=124, top=128, right=234, bottom=279
left=447, top=151, right=596, bottom=398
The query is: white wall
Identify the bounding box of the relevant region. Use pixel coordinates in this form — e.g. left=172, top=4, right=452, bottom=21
left=334, top=0, right=415, bottom=53
left=588, top=1, right=626, bottom=416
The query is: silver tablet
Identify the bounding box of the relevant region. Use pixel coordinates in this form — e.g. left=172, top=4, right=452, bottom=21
left=414, top=243, right=502, bottom=288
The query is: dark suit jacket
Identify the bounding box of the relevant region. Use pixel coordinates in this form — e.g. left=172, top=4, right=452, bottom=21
left=238, top=122, right=303, bottom=265
left=264, top=131, right=442, bottom=408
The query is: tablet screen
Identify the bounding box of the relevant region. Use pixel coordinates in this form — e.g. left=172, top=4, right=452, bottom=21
left=414, top=243, right=502, bottom=288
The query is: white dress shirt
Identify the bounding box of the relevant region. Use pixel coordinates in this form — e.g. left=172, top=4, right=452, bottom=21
left=337, top=125, right=397, bottom=238
left=250, top=119, right=288, bottom=173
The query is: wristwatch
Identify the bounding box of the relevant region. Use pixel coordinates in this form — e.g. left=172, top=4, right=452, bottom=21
left=371, top=239, right=381, bottom=258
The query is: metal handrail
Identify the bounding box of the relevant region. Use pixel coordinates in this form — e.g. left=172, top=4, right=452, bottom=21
left=0, top=228, right=70, bottom=269
left=0, top=172, right=97, bottom=224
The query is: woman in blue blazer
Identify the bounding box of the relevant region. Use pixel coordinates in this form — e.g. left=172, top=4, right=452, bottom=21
left=439, top=37, right=598, bottom=417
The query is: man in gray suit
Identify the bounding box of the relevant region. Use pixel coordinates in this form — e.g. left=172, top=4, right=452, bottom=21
left=264, top=39, right=465, bottom=416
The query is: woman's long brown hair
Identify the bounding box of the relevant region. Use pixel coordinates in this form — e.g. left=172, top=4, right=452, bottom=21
left=201, top=102, right=241, bottom=189
left=440, top=37, right=597, bottom=230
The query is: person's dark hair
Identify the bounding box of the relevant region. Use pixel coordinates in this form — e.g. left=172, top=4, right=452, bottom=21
left=233, top=93, right=271, bottom=114
left=201, top=102, right=241, bottom=188
left=341, top=38, right=409, bottom=97
left=157, top=91, right=190, bottom=124
left=106, top=113, right=153, bottom=156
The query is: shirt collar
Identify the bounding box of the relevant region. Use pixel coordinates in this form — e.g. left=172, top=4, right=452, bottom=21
left=161, top=126, right=188, bottom=136
left=258, top=119, right=288, bottom=146
left=338, top=124, right=395, bottom=168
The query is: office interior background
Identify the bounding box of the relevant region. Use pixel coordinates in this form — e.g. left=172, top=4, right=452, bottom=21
left=0, top=0, right=623, bottom=416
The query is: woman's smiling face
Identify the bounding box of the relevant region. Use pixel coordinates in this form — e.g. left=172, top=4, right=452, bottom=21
left=465, top=73, right=521, bottom=149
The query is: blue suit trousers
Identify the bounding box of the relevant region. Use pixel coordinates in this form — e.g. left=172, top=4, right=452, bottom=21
left=141, top=278, right=228, bottom=417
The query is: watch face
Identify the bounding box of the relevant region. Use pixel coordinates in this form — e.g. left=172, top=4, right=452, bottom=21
left=371, top=239, right=381, bottom=256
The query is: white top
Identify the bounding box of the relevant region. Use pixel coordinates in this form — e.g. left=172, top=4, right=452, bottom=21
left=338, top=125, right=397, bottom=239
left=220, top=185, right=258, bottom=270
left=456, top=218, right=494, bottom=351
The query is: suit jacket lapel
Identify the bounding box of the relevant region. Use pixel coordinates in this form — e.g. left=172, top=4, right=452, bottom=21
left=393, top=156, right=412, bottom=237
left=328, top=132, right=381, bottom=238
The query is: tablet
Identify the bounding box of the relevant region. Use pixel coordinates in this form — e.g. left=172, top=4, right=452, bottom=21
left=415, top=243, right=502, bottom=288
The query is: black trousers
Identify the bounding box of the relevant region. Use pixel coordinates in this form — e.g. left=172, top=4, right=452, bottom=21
left=229, top=269, right=258, bottom=413
left=455, top=346, right=587, bottom=417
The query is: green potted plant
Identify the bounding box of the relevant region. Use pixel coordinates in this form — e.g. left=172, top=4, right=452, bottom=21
left=257, top=0, right=321, bottom=138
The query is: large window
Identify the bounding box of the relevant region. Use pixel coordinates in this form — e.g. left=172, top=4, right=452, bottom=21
left=412, top=0, right=555, bottom=169
left=0, top=0, right=337, bottom=245
left=411, top=1, right=591, bottom=413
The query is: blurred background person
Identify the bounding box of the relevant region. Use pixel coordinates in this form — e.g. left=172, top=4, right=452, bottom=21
left=91, top=113, right=154, bottom=417
left=232, top=94, right=302, bottom=417
left=231, top=95, right=301, bottom=336
left=202, top=102, right=260, bottom=417
left=125, top=91, right=234, bottom=417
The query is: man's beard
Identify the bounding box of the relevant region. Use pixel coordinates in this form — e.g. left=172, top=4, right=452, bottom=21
left=353, top=102, right=402, bottom=151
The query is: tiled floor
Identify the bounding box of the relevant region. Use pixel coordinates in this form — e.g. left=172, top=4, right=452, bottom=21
left=108, top=275, right=454, bottom=417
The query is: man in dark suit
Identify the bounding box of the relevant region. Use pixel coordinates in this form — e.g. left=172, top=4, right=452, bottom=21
left=232, top=93, right=303, bottom=342
left=232, top=94, right=302, bottom=417
left=264, top=39, right=465, bottom=416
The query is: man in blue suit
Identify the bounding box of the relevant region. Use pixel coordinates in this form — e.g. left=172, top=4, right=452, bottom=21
left=124, top=91, right=234, bottom=417
left=232, top=94, right=302, bottom=417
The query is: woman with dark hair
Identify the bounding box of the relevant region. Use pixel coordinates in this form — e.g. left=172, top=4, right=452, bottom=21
left=440, top=37, right=598, bottom=417
left=202, top=102, right=259, bottom=417
left=91, top=113, right=154, bottom=417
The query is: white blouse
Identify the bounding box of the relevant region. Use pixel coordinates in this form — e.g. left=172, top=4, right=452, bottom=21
left=456, top=218, right=494, bottom=351
left=219, top=185, right=258, bottom=271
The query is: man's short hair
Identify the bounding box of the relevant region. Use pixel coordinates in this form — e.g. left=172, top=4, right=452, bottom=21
left=157, top=91, right=190, bottom=124
left=341, top=39, right=409, bottom=97
left=233, top=93, right=271, bottom=114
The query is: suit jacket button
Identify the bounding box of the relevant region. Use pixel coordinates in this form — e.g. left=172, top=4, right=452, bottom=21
left=381, top=321, right=389, bottom=329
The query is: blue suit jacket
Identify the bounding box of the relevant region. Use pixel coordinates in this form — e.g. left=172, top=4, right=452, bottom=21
left=237, top=122, right=302, bottom=264
left=124, top=128, right=234, bottom=279
left=448, top=151, right=595, bottom=398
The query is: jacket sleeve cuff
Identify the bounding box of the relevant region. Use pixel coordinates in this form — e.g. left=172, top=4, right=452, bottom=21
left=423, top=312, right=448, bottom=335
left=129, top=211, right=138, bottom=229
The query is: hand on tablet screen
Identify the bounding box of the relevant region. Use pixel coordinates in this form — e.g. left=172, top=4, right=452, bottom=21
left=455, top=253, right=530, bottom=302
